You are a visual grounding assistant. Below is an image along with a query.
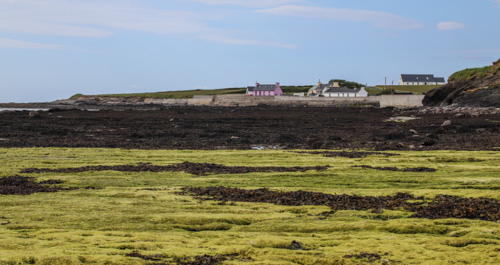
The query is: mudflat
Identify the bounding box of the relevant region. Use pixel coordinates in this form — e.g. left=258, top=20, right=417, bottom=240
left=1, top=106, right=499, bottom=150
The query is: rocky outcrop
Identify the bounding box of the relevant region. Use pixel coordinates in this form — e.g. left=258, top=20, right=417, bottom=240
left=398, top=106, right=500, bottom=116
left=423, top=59, right=500, bottom=107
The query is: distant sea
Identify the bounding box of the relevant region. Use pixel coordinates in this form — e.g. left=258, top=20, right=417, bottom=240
left=0, top=108, right=49, bottom=112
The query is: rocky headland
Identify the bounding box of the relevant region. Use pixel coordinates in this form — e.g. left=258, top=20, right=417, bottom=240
left=423, top=59, right=500, bottom=107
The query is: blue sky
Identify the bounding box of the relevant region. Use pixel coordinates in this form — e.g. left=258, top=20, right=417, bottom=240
left=1, top=0, right=499, bottom=102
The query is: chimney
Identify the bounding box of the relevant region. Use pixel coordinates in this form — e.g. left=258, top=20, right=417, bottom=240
left=256, top=82, right=260, bottom=87
left=276, top=82, right=280, bottom=87
left=333, top=82, right=340, bottom=87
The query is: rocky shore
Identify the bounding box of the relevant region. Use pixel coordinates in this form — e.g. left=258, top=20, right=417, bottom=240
left=1, top=106, right=500, bottom=151
left=397, top=106, right=500, bottom=116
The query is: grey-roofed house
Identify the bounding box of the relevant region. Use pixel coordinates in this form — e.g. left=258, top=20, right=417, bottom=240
left=307, top=82, right=332, bottom=96
left=399, top=74, right=446, bottom=85
left=247, top=82, right=283, bottom=96
left=246, top=86, right=255, bottom=95
left=308, top=81, right=368, bottom=98
left=323, top=86, right=368, bottom=98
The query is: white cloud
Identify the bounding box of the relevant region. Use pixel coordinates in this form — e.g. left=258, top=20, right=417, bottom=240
left=199, top=34, right=297, bottom=49
left=194, top=0, right=305, bottom=8
left=257, top=5, right=423, bottom=30
left=0, top=0, right=209, bottom=37
left=0, top=37, right=64, bottom=49
left=437, top=22, right=466, bottom=31
left=0, top=0, right=294, bottom=48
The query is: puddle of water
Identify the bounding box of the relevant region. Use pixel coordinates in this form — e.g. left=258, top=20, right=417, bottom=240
left=251, top=145, right=283, bottom=150
left=385, top=116, right=420, bottom=122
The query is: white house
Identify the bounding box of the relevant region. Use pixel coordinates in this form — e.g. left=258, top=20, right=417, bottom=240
left=307, top=82, right=331, bottom=96
left=309, top=81, right=368, bottom=98
left=399, top=74, right=446, bottom=85
left=323, top=87, right=368, bottom=98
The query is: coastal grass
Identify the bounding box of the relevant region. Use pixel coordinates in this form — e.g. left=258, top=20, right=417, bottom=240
left=70, top=88, right=247, bottom=99
left=69, top=86, right=313, bottom=100
left=1, top=148, right=500, bottom=264
left=448, top=59, right=500, bottom=82
left=374, top=85, right=441, bottom=94
left=449, top=66, right=492, bottom=82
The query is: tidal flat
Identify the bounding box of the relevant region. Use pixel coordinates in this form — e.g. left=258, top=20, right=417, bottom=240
left=1, top=148, right=500, bottom=264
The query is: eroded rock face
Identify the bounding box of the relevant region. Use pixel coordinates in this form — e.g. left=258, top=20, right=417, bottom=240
left=423, top=59, right=500, bottom=107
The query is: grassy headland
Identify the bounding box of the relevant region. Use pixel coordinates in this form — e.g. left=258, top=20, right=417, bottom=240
left=70, top=86, right=313, bottom=100
left=448, top=59, right=500, bottom=82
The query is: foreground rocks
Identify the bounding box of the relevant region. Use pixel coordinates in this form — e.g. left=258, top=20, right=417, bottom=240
left=399, top=106, right=500, bottom=116
left=0, top=176, right=75, bottom=195
left=180, top=186, right=500, bottom=222
left=21, top=162, right=328, bottom=176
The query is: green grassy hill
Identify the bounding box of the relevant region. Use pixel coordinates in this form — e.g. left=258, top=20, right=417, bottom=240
left=448, top=59, right=500, bottom=82
left=70, top=88, right=246, bottom=99
left=70, top=86, right=313, bottom=100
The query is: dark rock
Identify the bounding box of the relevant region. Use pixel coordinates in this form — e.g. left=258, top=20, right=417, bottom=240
left=424, top=59, right=500, bottom=107
left=422, top=139, right=436, bottom=146
left=28, top=111, right=41, bottom=118
left=286, top=240, right=308, bottom=250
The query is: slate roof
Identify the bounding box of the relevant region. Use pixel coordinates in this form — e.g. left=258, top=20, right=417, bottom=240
left=316, top=84, right=331, bottom=91
left=401, top=74, right=445, bottom=83
left=251, top=84, right=278, bottom=91
left=323, top=87, right=361, bottom=93
left=309, top=84, right=335, bottom=93
left=247, top=86, right=255, bottom=92
left=434, top=77, right=446, bottom=83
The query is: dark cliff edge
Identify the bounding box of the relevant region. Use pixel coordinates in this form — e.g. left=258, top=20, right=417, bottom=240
left=423, top=59, right=500, bottom=107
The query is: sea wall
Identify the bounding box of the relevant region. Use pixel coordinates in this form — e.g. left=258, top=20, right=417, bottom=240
left=165, top=95, right=381, bottom=107
left=378, top=95, right=425, bottom=108
left=71, top=94, right=424, bottom=108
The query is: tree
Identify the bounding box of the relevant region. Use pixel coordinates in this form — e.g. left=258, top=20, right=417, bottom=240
left=328, top=79, right=364, bottom=89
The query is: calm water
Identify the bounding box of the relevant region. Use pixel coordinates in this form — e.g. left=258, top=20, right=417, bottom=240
left=0, top=108, right=49, bottom=112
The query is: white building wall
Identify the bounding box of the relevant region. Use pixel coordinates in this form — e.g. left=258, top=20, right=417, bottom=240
left=357, top=88, right=368, bottom=97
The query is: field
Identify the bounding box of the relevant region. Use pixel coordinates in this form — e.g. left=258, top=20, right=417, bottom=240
left=1, top=148, right=500, bottom=264
left=374, top=85, right=442, bottom=94
left=70, top=86, right=313, bottom=99
left=70, top=88, right=247, bottom=99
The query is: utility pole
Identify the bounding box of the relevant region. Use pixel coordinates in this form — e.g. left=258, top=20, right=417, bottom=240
left=384, top=77, right=387, bottom=90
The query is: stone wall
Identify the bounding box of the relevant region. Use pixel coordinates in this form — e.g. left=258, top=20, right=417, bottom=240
left=72, top=94, right=424, bottom=108
left=378, top=95, right=425, bottom=108
left=179, top=95, right=380, bottom=107
left=144, top=98, right=188, bottom=106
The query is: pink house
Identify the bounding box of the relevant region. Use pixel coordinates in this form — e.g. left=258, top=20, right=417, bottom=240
left=246, top=82, right=283, bottom=96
